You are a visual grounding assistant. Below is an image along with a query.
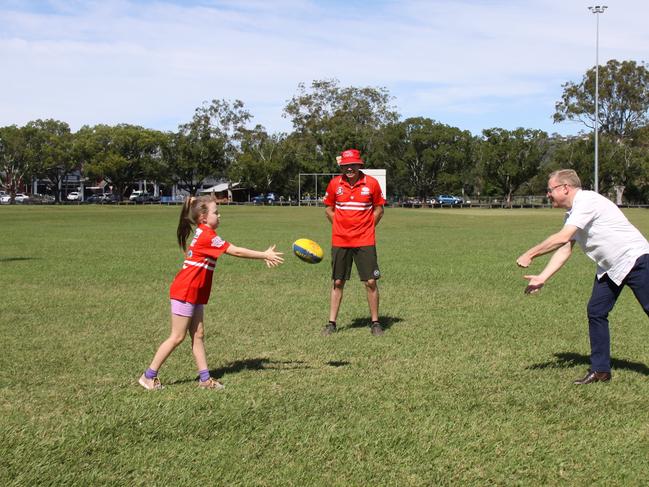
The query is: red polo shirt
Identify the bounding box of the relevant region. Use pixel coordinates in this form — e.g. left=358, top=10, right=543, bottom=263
left=323, top=172, right=385, bottom=247
left=169, top=224, right=231, bottom=304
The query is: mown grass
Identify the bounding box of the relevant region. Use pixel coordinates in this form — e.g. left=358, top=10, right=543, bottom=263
left=1, top=205, right=649, bottom=486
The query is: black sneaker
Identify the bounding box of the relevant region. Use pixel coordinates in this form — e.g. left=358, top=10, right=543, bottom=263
left=370, top=322, right=384, bottom=336
left=322, top=322, right=337, bottom=336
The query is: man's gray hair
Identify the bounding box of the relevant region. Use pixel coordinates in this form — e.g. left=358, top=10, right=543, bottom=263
left=549, top=169, right=582, bottom=188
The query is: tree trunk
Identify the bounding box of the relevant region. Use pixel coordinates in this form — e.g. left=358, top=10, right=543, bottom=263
left=614, top=185, right=625, bottom=205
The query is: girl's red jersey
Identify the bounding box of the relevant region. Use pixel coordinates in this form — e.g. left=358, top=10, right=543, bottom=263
left=169, top=224, right=231, bottom=304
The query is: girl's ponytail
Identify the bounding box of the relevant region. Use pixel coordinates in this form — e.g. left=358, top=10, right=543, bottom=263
left=177, top=197, right=194, bottom=251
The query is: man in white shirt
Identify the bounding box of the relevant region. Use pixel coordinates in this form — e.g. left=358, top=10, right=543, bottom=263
left=517, top=169, right=649, bottom=385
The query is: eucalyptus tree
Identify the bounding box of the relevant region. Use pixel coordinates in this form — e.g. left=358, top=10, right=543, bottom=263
left=283, top=79, right=399, bottom=173
left=23, top=119, right=77, bottom=203
left=0, top=125, right=32, bottom=203
left=78, top=124, right=165, bottom=200
left=479, top=128, right=550, bottom=206
left=633, top=124, right=649, bottom=148
left=615, top=123, right=649, bottom=202
left=230, top=125, right=291, bottom=195
left=164, top=99, right=251, bottom=195
left=377, top=117, right=476, bottom=199
left=546, top=131, right=649, bottom=203
left=601, top=138, right=648, bottom=202
left=554, top=59, right=649, bottom=139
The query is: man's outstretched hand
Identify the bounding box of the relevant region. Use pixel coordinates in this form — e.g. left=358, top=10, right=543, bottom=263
left=523, top=275, right=545, bottom=294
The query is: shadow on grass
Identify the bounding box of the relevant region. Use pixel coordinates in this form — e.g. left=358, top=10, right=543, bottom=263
left=527, top=352, right=649, bottom=376
left=327, top=360, right=350, bottom=367
left=168, top=358, right=311, bottom=384
left=0, top=257, right=38, bottom=263
left=348, top=315, right=403, bottom=331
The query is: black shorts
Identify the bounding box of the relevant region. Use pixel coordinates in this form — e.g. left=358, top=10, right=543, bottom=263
left=331, top=246, right=380, bottom=281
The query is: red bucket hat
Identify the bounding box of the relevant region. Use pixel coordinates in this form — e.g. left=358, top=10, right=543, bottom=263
left=338, top=149, right=364, bottom=166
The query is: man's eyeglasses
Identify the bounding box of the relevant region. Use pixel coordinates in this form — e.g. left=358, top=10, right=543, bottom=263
left=546, top=183, right=567, bottom=194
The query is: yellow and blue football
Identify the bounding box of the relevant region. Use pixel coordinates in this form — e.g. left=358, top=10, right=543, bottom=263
left=292, top=238, right=324, bottom=264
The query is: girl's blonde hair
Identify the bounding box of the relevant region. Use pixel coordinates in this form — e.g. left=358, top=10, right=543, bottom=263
left=177, top=195, right=217, bottom=251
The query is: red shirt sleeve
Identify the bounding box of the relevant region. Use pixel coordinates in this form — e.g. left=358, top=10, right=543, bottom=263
left=373, top=179, right=386, bottom=207
left=323, top=177, right=337, bottom=207
left=194, top=231, right=230, bottom=259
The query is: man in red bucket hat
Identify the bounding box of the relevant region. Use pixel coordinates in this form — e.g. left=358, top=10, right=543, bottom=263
left=322, top=149, right=386, bottom=336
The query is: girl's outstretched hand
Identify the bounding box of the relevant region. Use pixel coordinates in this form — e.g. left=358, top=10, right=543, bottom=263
left=263, top=245, right=284, bottom=268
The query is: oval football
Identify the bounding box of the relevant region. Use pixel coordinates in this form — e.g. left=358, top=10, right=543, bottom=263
left=292, top=238, right=324, bottom=264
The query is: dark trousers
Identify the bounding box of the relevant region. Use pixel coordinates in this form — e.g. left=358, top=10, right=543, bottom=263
left=587, top=254, right=649, bottom=372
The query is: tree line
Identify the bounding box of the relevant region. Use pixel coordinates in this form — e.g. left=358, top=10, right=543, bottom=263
left=1, top=59, right=648, bottom=204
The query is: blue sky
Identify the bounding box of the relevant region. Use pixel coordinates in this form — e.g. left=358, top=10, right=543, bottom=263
left=1, top=0, right=648, bottom=137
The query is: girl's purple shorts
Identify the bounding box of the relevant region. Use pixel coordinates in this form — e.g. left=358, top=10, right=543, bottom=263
left=170, top=299, right=204, bottom=317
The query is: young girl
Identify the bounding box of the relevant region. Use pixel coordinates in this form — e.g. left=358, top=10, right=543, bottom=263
left=139, top=195, right=284, bottom=390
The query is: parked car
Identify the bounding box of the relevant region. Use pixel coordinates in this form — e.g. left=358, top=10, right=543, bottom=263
left=67, top=191, right=82, bottom=201
left=106, top=193, right=122, bottom=203
left=86, top=193, right=107, bottom=203
left=128, top=190, right=159, bottom=203
left=252, top=192, right=277, bottom=204
left=0, top=193, right=30, bottom=203
left=135, top=194, right=160, bottom=203
left=129, top=190, right=149, bottom=201
left=103, top=193, right=121, bottom=203
left=30, top=193, right=55, bottom=204
left=402, top=197, right=422, bottom=208
left=437, top=194, right=463, bottom=205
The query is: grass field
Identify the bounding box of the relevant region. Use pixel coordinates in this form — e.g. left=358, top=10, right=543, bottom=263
left=2, top=205, right=649, bottom=486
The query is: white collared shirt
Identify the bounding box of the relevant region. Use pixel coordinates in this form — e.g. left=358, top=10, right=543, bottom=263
left=565, top=189, right=649, bottom=285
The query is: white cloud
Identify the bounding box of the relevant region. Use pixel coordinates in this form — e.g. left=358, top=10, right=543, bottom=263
left=0, top=0, right=647, bottom=135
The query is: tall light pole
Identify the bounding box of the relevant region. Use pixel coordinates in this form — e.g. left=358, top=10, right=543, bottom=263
left=588, top=5, right=607, bottom=193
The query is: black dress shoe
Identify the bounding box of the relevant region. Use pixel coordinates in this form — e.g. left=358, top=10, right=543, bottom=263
left=321, top=323, right=337, bottom=336
left=573, top=369, right=611, bottom=385
left=370, top=322, right=384, bottom=336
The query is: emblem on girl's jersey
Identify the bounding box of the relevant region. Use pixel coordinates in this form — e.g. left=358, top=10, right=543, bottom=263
left=190, top=228, right=203, bottom=248
left=361, top=187, right=370, bottom=195
left=211, top=236, right=225, bottom=248
left=336, top=187, right=344, bottom=195
left=187, top=250, right=193, bottom=258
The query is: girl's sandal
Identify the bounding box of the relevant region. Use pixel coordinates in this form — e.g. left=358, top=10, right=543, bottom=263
left=198, top=377, right=225, bottom=390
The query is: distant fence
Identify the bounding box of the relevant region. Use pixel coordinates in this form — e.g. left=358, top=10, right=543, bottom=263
left=5, top=195, right=648, bottom=208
